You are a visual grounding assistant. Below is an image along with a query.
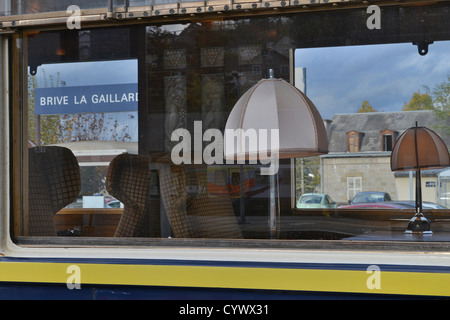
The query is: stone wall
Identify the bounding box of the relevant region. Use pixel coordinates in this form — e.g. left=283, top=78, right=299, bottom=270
left=321, top=153, right=397, bottom=204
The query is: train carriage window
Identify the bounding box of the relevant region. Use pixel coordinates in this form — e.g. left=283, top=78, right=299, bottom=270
left=14, top=4, right=450, bottom=246
left=19, top=27, right=140, bottom=237
left=27, top=55, right=138, bottom=236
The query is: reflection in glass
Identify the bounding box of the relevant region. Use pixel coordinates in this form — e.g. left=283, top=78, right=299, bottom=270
left=26, top=29, right=138, bottom=235
left=21, top=8, right=450, bottom=242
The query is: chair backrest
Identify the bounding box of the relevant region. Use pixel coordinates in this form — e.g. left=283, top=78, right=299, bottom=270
left=106, top=153, right=160, bottom=237
left=106, top=153, right=242, bottom=239
left=28, top=146, right=81, bottom=236
left=155, top=156, right=243, bottom=239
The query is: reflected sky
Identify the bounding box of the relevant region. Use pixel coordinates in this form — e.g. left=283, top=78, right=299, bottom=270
left=295, top=40, right=450, bottom=119
left=35, top=59, right=138, bottom=87
left=33, top=40, right=450, bottom=124
left=33, top=59, right=139, bottom=142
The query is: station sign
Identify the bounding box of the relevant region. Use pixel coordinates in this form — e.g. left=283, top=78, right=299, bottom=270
left=34, top=83, right=138, bottom=115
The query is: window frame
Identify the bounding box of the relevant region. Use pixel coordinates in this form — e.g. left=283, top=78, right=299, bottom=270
left=347, top=176, right=362, bottom=202
left=347, top=131, right=360, bottom=153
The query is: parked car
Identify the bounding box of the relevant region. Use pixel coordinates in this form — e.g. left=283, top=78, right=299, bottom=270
left=339, top=203, right=410, bottom=209
left=297, top=193, right=337, bottom=209
left=340, top=201, right=446, bottom=209
left=349, top=191, right=391, bottom=204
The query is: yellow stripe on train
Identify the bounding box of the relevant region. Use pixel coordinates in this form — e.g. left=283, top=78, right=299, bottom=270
left=1, top=262, right=450, bottom=297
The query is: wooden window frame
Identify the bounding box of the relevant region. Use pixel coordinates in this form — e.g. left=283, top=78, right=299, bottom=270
left=346, top=130, right=360, bottom=153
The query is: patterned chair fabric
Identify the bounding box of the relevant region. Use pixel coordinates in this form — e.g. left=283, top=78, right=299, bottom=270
left=106, top=153, right=242, bottom=239
left=28, top=146, right=81, bottom=236
left=106, top=153, right=160, bottom=237
left=155, top=158, right=243, bottom=239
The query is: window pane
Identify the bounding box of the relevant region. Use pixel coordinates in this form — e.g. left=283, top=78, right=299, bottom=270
left=24, top=27, right=138, bottom=237
left=18, top=5, right=450, bottom=244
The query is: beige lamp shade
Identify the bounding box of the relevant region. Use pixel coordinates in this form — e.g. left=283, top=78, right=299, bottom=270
left=391, top=125, right=450, bottom=171
left=223, top=76, right=328, bottom=239
left=224, top=78, right=328, bottom=161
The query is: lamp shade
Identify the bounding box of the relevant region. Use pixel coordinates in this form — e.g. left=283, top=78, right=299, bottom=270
left=390, top=125, right=450, bottom=171
left=390, top=123, right=449, bottom=234
left=224, top=78, right=328, bottom=161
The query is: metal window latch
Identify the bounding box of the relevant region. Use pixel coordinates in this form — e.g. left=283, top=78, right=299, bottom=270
left=413, top=40, right=433, bottom=56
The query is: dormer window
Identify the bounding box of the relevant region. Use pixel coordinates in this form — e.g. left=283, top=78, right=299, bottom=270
left=347, top=130, right=360, bottom=152
left=380, top=129, right=395, bottom=151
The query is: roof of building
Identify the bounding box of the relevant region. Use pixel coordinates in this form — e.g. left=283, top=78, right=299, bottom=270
left=326, top=110, right=450, bottom=153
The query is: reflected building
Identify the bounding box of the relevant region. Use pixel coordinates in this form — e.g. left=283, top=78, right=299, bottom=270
left=322, top=110, right=450, bottom=204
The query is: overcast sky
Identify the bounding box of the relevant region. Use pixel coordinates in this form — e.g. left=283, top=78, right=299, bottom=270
left=295, top=40, right=450, bottom=120
left=35, top=59, right=138, bottom=87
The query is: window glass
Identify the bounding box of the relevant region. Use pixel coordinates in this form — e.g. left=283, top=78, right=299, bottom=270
left=298, top=40, right=450, bottom=218
left=23, top=27, right=138, bottom=237
left=382, top=135, right=393, bottom=151
left=28, top=57, right=138, bottom=236
left=18, top=5, right=450, bottom=244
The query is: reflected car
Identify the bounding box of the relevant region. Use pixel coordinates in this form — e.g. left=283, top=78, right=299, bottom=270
left=339, top=203, right=410, bottom=209
left=349, top=191, right=391, bottom=204
left=339, top=201, right=446, bottom=209
left=297, top=193, right=337, bottom=209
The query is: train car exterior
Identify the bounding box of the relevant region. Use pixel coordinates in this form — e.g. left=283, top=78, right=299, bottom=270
left=0, top=0, right=449, bottom=302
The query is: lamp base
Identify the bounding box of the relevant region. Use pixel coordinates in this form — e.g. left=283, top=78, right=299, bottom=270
left=404, top=213, right=432, bottom=235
